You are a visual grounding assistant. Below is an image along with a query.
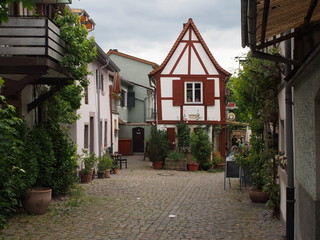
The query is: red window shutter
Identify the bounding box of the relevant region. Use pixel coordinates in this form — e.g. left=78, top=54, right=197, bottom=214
left=204, top=80, right=215, bottom=106
left=172, top=80, right=183, bottom=106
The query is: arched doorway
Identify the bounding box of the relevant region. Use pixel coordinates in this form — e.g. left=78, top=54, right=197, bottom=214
left=132, top=127, right=144, bottom=152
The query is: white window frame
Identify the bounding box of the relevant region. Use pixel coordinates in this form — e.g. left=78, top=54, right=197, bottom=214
left=184, top=82, right=203, bottom=104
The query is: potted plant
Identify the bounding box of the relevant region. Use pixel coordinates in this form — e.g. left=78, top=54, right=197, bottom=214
left=189, top=126, right=212, bottom=171
left=147, top=126, right=169, bottom=169
left=165, top=151, right=187, bottom=170
left=235, top=143, right=272, bottom=203
left=112, top=164, right=120, bottom=174
left=187, top=157, right=200, bottom=171
left=80, top=150, right=97, bottom=183
left=97, top=153, right=113, bottom=178
left=213, top=152, right=224, bottom=169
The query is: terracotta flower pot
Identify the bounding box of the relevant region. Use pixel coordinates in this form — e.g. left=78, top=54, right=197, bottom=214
left=187, top=163, right=199, bottom=171
left=248, top=189, right=269, bottom=203
left=113, top=168, right=120, bottom=174
left=23, top=187, right=52, bottom=215
left=152, top=161, right=164, bottom=169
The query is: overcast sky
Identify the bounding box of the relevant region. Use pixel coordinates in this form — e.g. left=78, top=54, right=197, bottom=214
left=70, top=0, right=248, bottom=74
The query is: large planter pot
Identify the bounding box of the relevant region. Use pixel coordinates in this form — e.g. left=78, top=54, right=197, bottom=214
left=187, top=163, right=199, bottom=171
left=248, top=189, right=269, bottom=203
left=152, top=161, right=164, bottom=170
left=97, top=170, right=105, bottom=179
left=23, top=187, right=52, bottom=215
left=113, top=168, right=120, bottom=174
left=80, top=171, right=92, bottom=183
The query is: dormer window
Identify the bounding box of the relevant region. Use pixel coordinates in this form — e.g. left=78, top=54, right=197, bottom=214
left=185, top=82, right=202, bottom=104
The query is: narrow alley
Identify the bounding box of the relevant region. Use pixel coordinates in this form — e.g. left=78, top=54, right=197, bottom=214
left=0, top=155, right=285, bottom=240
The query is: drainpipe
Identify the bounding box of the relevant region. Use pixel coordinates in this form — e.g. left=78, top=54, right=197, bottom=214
left=148, top=75, right=157, bottom=126
left=284, top=30, right=295, bottom=240
left=97, top=61, right=109, bottom=157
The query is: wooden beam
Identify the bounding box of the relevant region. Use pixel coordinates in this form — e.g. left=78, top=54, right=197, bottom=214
left=260, top=0, right=270, bottom=44
left=3, top=74, right=44, bottom=97
left=33, top=78, right=74, bottom=85
left=27, top=86, right=60, bottom=112
left=304, top=0, right=319, bottom=26
left=257, top=21, right=320, bottom=49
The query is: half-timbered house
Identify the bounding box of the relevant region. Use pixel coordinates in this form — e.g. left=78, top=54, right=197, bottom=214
left=149, top=18, right=230, bottom=157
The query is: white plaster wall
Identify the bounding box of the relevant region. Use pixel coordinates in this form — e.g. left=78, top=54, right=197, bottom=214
left=191, top=30, right=198, bottom=41
left=162, top=43, right=186, bottom=74
left=173, top=47, right=189, bottom=74
left=207, top=100, right=221, bottom=121
left=183, top=106, right=204, bottom=120
left=71, top=61, right=112, bottom=157
left=160, top=77, right=180, bottom=98
left=190, top=50, right=205, bottom=74
left=161, top=100, right=181, bottom=121
left=194, top=43, right=218, bottom=75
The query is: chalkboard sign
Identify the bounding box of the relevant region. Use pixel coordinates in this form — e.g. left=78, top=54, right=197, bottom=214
left=226, top=161, right=240, bottom=178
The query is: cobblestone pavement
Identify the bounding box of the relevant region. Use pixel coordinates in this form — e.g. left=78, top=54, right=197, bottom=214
left=0, top=155, right=285, bottom=240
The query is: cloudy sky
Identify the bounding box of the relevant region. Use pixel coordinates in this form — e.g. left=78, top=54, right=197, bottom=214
left=70, top=0, right=248, bottom=74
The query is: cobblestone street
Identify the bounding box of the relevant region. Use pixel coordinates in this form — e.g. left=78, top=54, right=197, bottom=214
left=0, top=155, right=285, bottom=240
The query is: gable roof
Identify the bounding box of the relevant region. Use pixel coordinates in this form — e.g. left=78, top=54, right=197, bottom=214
left=149, top=18, right=230, bottom=76
left=107, top=50, right=159, bottom=68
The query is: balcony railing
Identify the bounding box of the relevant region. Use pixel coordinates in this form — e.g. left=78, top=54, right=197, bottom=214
left=0, top=17, right=66, bottom=63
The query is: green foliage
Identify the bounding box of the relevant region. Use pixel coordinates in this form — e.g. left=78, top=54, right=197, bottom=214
left=45, top=122, right=78, bottom=196
left=167, top=151, right=186, bottom=161
left=228, top=49, right=280, bottom=133
left=190, top=127, right=212, bottom=170
left=177, top=120, right=190, bottom=152
left=147, top=126, right=169, bottom=162
left=0, top=0, right=35, bottom=23
left=46, top=84, right=83, bottom=124
left=0, top=79, right=37, bottom=229
left=229, top=50, right=281, bottom=212
left=54, top=7, right=96, bottom=88
left=212, top=152, right=223, bottom=165
left=81, top=149, right=97, bottom=170
left=97, top=153, right=113, bottom=171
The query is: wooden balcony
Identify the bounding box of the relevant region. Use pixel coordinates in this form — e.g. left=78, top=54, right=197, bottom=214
left=0, top=17, right=73, bottom=112
left=0, top=17, right=65, bottom=63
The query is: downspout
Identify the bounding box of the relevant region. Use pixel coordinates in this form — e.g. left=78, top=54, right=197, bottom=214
left=285, top=30, right=295, bottom=240
left=97, top=61, right=109, bottom=157
left=148, top=75, right=157, bottom=125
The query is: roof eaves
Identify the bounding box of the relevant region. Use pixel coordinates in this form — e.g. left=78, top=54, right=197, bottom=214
left=107, top=50, right=159, bottom=67
left=150, top=18, right=231, bottom=76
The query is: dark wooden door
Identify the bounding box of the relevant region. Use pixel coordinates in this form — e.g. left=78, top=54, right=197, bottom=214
left=132, top=127, right=144, bottom=152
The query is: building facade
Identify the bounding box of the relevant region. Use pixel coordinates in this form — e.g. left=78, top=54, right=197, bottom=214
left=149, top=18, right=230, bottom=157
left=241, top=1, right=320, bottom=239
left=107, top=50, right=158, bottom=154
